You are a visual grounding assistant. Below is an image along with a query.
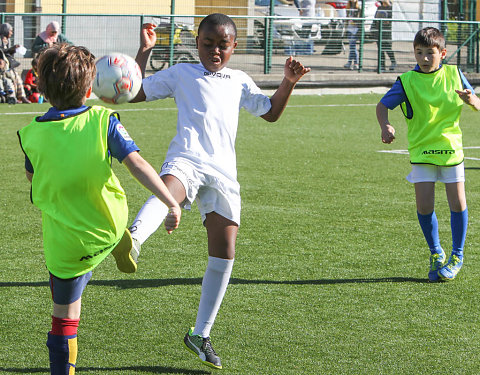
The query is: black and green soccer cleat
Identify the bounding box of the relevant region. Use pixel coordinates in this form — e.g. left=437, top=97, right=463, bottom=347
left=183, top=327, right=222, bottom=369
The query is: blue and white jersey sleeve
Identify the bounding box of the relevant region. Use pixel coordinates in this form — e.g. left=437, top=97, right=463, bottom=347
left=238, top=71, right=272, bottom=117
left=108, top=115, right=140, bottom=163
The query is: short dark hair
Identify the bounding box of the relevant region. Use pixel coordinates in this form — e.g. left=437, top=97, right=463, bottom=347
left=198, top=13, right=237, bottom=40
left=414, top=27, right=446, bottom=50
left=37, top=44, right=96, bottom=110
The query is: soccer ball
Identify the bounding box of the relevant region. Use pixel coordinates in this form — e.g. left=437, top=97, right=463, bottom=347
left=93, top=53, right=142, bottom=104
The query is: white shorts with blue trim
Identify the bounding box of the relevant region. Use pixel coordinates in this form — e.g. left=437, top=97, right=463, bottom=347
left=406, top=162, right=465, bottom=184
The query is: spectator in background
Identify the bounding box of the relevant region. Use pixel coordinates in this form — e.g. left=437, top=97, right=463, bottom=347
left=31, top=21, right=73, bottom=55
left=344, top=0, right=360, bottom=70
left=374, top=0, right=396, bottom=71
left=0, top=23, right=21, bottom=66
left=0, top=57, right=17, bottom=104
left=294, top=0, right=316, bottom=17
left=0, top=23, right=31, bottom=103
left=24, top=57, right=42, bottom=103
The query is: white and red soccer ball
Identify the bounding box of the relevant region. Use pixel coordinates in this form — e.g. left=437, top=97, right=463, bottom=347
left=93, top=53, right=142, bottom=104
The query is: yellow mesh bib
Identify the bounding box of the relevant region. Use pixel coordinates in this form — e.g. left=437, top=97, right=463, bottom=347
left=399, top=65, right=464, bottom=166
left=18, top=106, right=128, bottom=278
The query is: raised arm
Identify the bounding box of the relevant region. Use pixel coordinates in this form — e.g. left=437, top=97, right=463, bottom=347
left=130, top=23, right=157, bottom=103
left=122, top=151, right=181, bottom=233
left=261, top=56, right=310, bottom=122
left=135, top=23, right=156, bottom=78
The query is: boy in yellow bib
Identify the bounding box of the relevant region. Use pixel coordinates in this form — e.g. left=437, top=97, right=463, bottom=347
left=17, top=44, right=181, bottom=374
left=376, top=27, right=480, bottom=281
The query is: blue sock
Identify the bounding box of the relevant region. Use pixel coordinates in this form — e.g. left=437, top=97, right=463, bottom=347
left=46, top=332, right=77, bottom=375
left=417, top=211, right=442, bottom=253
left=451, top=208, right=467, bottom=259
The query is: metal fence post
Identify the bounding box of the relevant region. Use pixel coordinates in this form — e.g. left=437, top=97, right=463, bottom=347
left=440, top=0, right=448, bottom=36
left=358, top=0, right=365, bottom=72
left=377, top=20, right=383, bottom=74
left=62, top=0, right=67, bottom=35
left=467, top=0, right=475, bottom=69
left=457, top=0, right=464, bottom=66
left=169, top=0, right=176, bottom=67
left=477, top=22, right=479, bottom=73
left=264, top=0, right=275, bottom=74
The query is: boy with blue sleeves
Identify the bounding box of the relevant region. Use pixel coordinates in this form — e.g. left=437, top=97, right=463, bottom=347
left=376, top=27, right=480, bottom=281
left=18, top=44, right=181, bottom=374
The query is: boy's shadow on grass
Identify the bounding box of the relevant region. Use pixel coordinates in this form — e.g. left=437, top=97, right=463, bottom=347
left=95, top=276, right=429, bottom=289
left=0, top=276, right=429, bottom=289
left=0, top=366, right=210, bottom=374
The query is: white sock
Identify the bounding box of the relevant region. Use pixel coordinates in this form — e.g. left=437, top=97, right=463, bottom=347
left=129, top=195, right=169, bottom=244
left=193, top=256, right=234, bottom=338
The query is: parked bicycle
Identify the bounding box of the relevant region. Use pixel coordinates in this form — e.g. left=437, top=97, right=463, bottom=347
left=149, top=22, right=199, bottom=71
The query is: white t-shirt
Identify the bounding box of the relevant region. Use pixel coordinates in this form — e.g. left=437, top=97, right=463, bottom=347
left=143, top=63, right=272, bottom=182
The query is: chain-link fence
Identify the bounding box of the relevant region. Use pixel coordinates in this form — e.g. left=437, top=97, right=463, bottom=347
left=0, top=0, right=478, bottom=78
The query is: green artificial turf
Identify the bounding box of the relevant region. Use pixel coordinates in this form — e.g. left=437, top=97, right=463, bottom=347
left=2, top=94, right=480, bottom=374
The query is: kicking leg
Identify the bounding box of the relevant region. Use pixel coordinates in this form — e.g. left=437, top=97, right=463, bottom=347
left=129, top=174, right=186, bottom=254
left=129, top=194, right=169, bottom=244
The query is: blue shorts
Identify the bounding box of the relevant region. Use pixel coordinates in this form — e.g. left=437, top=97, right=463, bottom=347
left=49, top=272, right=92, bottom=305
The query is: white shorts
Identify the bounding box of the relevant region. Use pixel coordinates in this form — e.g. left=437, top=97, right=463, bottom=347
left=160, top=159, right=241, bottom=225
left=406, top=162, right=465, bottom=184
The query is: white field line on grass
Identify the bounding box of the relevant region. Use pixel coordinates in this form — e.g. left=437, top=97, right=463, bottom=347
left=1, top=103, right=377, bottom=116
left=2, top=107, right=178, bottom=116
left=378, top=147, right=480, bottom=161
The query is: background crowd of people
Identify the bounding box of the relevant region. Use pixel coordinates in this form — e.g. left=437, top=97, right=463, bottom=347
left=0, top=21, right=72, bottom=104
left=0, top=1, right=399, bottom=104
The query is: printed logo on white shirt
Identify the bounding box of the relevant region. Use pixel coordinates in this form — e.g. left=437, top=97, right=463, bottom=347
left=204, top=71, right=231, bottom=79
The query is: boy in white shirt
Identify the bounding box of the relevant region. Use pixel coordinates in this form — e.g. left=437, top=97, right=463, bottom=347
left=130, top=13, right=310, bottom=369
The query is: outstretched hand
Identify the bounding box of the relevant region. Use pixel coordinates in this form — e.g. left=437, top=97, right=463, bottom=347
left=140, top=23, right=157, bottom=50
left=456, top=89, right=474, bottom=103
left=455, top=89, right=480, bottom=111
left=284, top=56, right=311, bottom=83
